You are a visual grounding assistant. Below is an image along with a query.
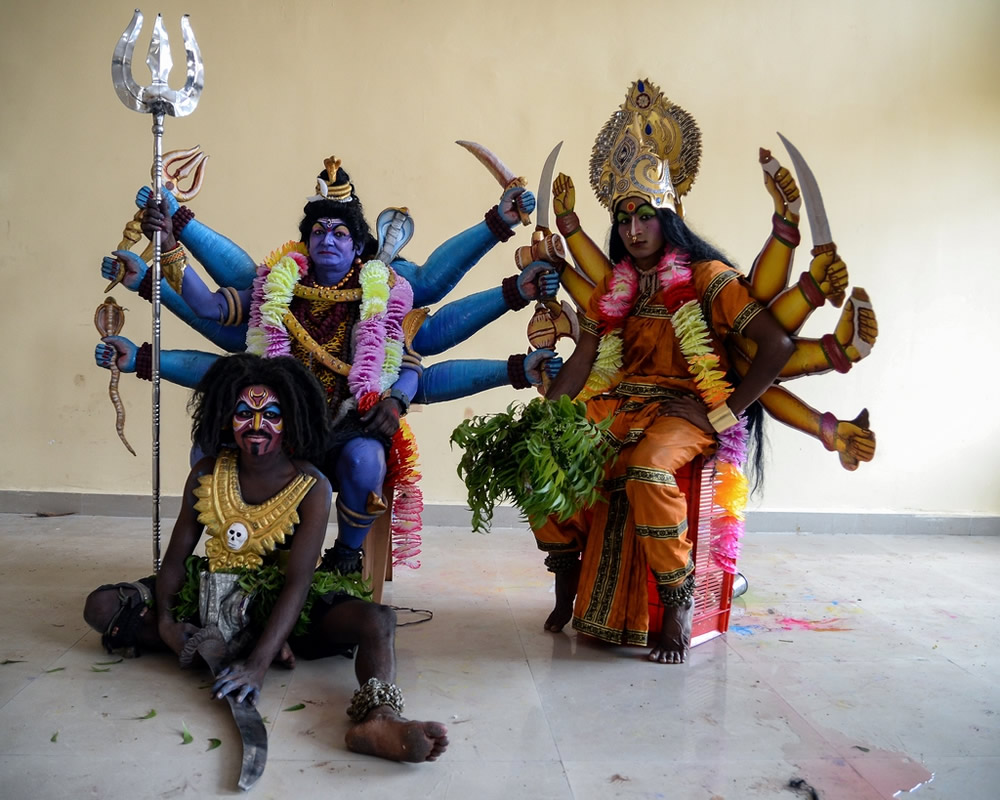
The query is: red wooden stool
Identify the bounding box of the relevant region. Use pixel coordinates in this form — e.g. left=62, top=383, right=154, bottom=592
left=646, top=457, right=735, bottom=646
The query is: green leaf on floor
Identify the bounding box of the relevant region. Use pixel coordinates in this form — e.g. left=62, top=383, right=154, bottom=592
left=45, top=667, right=65, bottom=673
left=261, top=716, right=270, bottom=725
left=50, top=731, right=58, bottom=743
left=207, top=738, right=221, bottom=751
left=282, top=703, right=305, bottom=712
left=2, top=659, right=26, bottom=665
left=137, top=709, right=157, bottom=720
left=180, top=722, right=193, bottom=745
left=91, top=666, right=111, bottom=672
left=94, top=658, right=124, bottom=666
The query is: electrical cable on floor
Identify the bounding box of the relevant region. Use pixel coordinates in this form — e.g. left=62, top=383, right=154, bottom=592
left=390, top=606, right=433, bottom=626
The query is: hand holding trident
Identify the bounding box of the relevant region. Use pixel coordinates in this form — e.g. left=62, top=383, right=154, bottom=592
left=111, top=9, right=203, bottom=571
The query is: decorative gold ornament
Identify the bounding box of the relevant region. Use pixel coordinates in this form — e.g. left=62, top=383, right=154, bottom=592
left=590, top=78, right=702, bottom=216
left=311, top=154, right=355, bottom=203
left=194, top=450, right=317, bottom=571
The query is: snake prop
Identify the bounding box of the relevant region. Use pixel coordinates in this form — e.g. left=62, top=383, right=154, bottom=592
left=94, top=296, right=136, bottom=456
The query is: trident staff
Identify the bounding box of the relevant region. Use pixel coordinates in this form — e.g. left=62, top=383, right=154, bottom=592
left=111, top=10, right=203, bottom=570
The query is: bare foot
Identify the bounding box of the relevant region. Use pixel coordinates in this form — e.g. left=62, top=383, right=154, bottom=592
left=345, top=709, right=449, bottom=762
left=544, top=562, right=580, bottom=633
left=648, top=602, right=693, bottom=664
left=273, top=641, right=296, bottom=669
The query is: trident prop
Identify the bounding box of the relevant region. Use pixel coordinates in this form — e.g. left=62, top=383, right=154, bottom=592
left=112, top=10, right=204, bottom=570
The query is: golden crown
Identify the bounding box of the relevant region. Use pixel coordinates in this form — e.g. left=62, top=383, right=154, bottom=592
left=590, top=79, right=701, bottom=217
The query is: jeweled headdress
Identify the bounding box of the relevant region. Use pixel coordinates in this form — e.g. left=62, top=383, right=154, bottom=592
left=590, top=79, right=701, bottom=217
left=308, top=155, right=356, bottom=203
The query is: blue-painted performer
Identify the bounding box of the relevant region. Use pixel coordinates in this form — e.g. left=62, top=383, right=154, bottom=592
left=96, top=156, right=561, bottom=569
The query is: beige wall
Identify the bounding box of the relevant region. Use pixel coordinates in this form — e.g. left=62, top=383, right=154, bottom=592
left=1, top=0, right=998, bottom=515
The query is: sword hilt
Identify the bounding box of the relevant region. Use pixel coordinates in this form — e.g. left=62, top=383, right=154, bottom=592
left=505, top=177, right=532, bottom=226
left=810, top=241, right=845, bottom=307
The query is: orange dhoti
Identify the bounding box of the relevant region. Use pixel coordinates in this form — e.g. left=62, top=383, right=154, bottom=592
left=533, top=392, right=716, bottom=645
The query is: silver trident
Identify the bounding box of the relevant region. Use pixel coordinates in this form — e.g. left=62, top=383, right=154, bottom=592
left=112, top=10, right=204, bottom=571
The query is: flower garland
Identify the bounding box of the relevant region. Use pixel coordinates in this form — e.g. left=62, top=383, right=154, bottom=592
left=582, top=251, right=749, bottom=573
left=246, top=241, right=412, bottom=407
left=246, top=241, right=423, bottom=566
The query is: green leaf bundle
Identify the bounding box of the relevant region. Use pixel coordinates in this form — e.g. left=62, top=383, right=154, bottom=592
left=450, top=396, right=612, bottom=533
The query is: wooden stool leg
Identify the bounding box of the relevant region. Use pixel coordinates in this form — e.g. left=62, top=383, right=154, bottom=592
left=361, top=489, right=394, bottom=604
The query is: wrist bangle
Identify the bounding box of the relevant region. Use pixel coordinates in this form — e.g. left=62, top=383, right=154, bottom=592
left=507, top=353, right=530, bottom=390
left=819, top=412, right=838, bottom=451
left=556, top=211, right=581, bottom=238
left=135, top=342, right=152, bottom=381
left=771, top=212, right=801, bottom=248
left=821, top=333, right=852, bottom=374
left=172, top=206, right=195, bottom=238
left=160, top=245, right=187, bottom=294
left=502, top=275, right=529, bottom=310
left=798, top=271, right=826, bottom=309
left=382, top=387, right=410, bottom=416
left=484, top=206, right=514, bottom=242
left=707, top=403, right=739, bottom=433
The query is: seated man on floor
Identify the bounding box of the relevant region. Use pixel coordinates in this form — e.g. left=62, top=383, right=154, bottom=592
left=83, top=353, right=448, bottom=763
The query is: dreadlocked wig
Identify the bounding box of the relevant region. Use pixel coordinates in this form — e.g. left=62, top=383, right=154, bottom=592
left=188, top=354, right=331, bottom=463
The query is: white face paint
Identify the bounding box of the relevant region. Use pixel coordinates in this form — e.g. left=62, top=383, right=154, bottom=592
left=226, top=522, right=249, bottom=551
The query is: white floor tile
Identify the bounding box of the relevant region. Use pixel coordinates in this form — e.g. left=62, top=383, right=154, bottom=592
left=1, top=513, right=998, bottom=799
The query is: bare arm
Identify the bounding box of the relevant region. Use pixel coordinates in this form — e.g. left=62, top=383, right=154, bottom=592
left=156, top=458, right=214, bottom=656
left=544, top=329, right=599, bottom=401
left=727, top=309, right=795, bottom=417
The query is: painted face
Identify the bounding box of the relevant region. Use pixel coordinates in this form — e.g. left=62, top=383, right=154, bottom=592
left=615, top=198, right=664, bottom=268
left=308, top=217, right=359, bottom=279
left=232, top=385, right=283, bottom=457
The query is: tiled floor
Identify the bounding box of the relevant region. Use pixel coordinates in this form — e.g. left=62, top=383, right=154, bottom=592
left=1, top=512, right=997, bottom=799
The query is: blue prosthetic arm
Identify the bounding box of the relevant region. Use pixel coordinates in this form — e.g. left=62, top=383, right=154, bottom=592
left=413, top=286, right=509, bottom=356
left=393, top=187, right=535, bottom=307
left=415, top=359, right=513, bottom=404
left=158, top=349, right=221, bottom=388
left=393, top=221, right=500, bottom=307
left=136, top=186, right=258, bottom=290
left=95, top=336, right=219, bottom=389
left=414, top=349, right=561, bottom=404
left=101, top=252, right=247, bottom=353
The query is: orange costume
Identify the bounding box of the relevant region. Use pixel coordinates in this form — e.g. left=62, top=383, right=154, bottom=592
left=533, top=260, right=762, bottom=645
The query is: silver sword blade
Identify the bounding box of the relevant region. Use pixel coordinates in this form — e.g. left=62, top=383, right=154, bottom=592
left=776, top=132, right=832, bottom=246
left=534, top=141, right=563, bottom=231
left=199, top=644, right=268, bottom=791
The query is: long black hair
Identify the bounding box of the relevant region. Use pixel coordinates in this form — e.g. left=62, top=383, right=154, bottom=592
left=609, top=206, right=768, bottom=492
left=297, top=165, right=377, bottom=259
left=188, top=354, right=331, bottom=463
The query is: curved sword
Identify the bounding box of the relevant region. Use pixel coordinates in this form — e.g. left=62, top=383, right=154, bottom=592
left=534, top=141, right=563, bottom=233
left=455, top=140, right=531, bottom=226
left=776, top=132, right=835, bottom=257
left=776, top=132, right=845, bottom=307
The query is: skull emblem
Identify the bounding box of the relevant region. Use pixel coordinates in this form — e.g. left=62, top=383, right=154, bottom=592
left=226, top=521, right=249, bottom=551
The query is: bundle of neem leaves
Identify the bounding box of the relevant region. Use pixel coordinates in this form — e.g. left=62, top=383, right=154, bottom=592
left=450, top=395, right=612, bottom=533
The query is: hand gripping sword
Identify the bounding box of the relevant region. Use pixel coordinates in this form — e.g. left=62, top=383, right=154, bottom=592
left=111, top=9, right=203, bottom=573
left=776, top=132, right=846, bottom=307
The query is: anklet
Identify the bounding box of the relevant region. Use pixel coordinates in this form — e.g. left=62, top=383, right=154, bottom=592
left=544, top=551, right=581, bottom=574
left=657, top=574, right=696, bottom=607
left=347, top=677, right=405, bottom=722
